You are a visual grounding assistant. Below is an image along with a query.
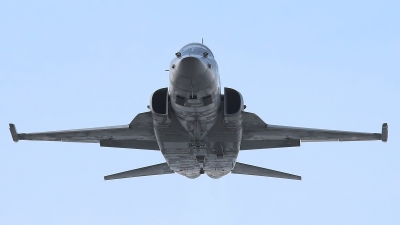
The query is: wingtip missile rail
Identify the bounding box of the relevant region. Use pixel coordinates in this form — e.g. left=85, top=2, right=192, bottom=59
left=382, top=123, right=388, bottom=142
left=9, top=123, right=19, bottom=142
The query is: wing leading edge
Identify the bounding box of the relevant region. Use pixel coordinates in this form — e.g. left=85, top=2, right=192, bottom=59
left=241, top=112, right=388, bottom=150
left=9, top=112, right=159, bottom=150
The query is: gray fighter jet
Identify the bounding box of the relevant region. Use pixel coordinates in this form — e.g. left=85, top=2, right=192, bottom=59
left=9, top=43, right=388, bottom=180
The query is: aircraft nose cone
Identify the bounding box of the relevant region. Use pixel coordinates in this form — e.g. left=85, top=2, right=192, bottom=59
left=176, top=57, right=208, bottom=77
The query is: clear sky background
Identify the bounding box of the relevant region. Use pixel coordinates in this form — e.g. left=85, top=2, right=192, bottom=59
left=1, top=1, right=399, bottom=224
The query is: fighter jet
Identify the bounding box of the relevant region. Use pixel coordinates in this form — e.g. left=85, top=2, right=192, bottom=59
left=9, top=43, right=388, bottom=180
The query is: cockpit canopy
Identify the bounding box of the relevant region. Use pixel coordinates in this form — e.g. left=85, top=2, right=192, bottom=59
left=179, top=43, right=214, bottom=58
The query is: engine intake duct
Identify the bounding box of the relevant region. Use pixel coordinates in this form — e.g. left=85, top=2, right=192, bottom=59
left=223, top=87, right=244, bottom=130
left=224, top=87, right=243, bottom=115
left=150, top=87, right=170, bottom=129
left=151, top=88, right=168, bottom=115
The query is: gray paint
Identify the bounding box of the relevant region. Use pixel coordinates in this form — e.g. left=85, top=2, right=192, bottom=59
left=9, top=43, right=388, bottom=180
left=104, top=163, right=174, bottom=180
left=231, top=162, right=301, bottom=180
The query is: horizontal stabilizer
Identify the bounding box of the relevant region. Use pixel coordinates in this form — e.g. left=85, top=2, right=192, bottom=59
left=104, top=163, right=174, bottom=180
left=231, top=162, right=301, bottom=180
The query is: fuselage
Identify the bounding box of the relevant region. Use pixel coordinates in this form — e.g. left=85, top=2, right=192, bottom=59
left=156, top=43, right=241, bottom=179
left=169, top=43, right=221, bottom=144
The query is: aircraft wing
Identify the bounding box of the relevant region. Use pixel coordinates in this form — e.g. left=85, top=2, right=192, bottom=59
left=9, top=112, right=159, bottom=150
left=241, top=112, right=388, bottom=150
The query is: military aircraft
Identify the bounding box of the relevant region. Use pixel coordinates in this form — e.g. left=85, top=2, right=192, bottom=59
left=9, top=43, right=388, bottom=180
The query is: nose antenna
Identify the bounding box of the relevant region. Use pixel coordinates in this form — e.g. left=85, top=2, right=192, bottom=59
left=202, top=38, right=203, bottom=44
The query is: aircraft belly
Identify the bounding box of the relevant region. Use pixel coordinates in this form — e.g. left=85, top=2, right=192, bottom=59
left=161, top=51, right=243, bottom=179
left=154, top=106, right=241, bottom=179
left=161, top=144, right=239, bottom=179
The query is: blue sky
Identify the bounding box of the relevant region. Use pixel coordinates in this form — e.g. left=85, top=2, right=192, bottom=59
left=1, top=1, right=399, bottom=224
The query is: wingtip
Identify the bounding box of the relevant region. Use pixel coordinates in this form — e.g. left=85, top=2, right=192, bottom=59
left=103, top=175, right=113, bottom=181
left=9, top=123, right=19, bottom=142
left=290, top=174, right=302, bottom=180
left=382, top=123, right=388, bottom=142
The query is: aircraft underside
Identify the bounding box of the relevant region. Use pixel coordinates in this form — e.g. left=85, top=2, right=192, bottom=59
left=161, top=106, right=239, bottom=179
left=9, top=42, right=388, bottom=181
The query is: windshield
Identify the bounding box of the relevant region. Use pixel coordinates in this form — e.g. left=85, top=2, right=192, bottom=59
left=179, top=43, right=214, bottom=58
